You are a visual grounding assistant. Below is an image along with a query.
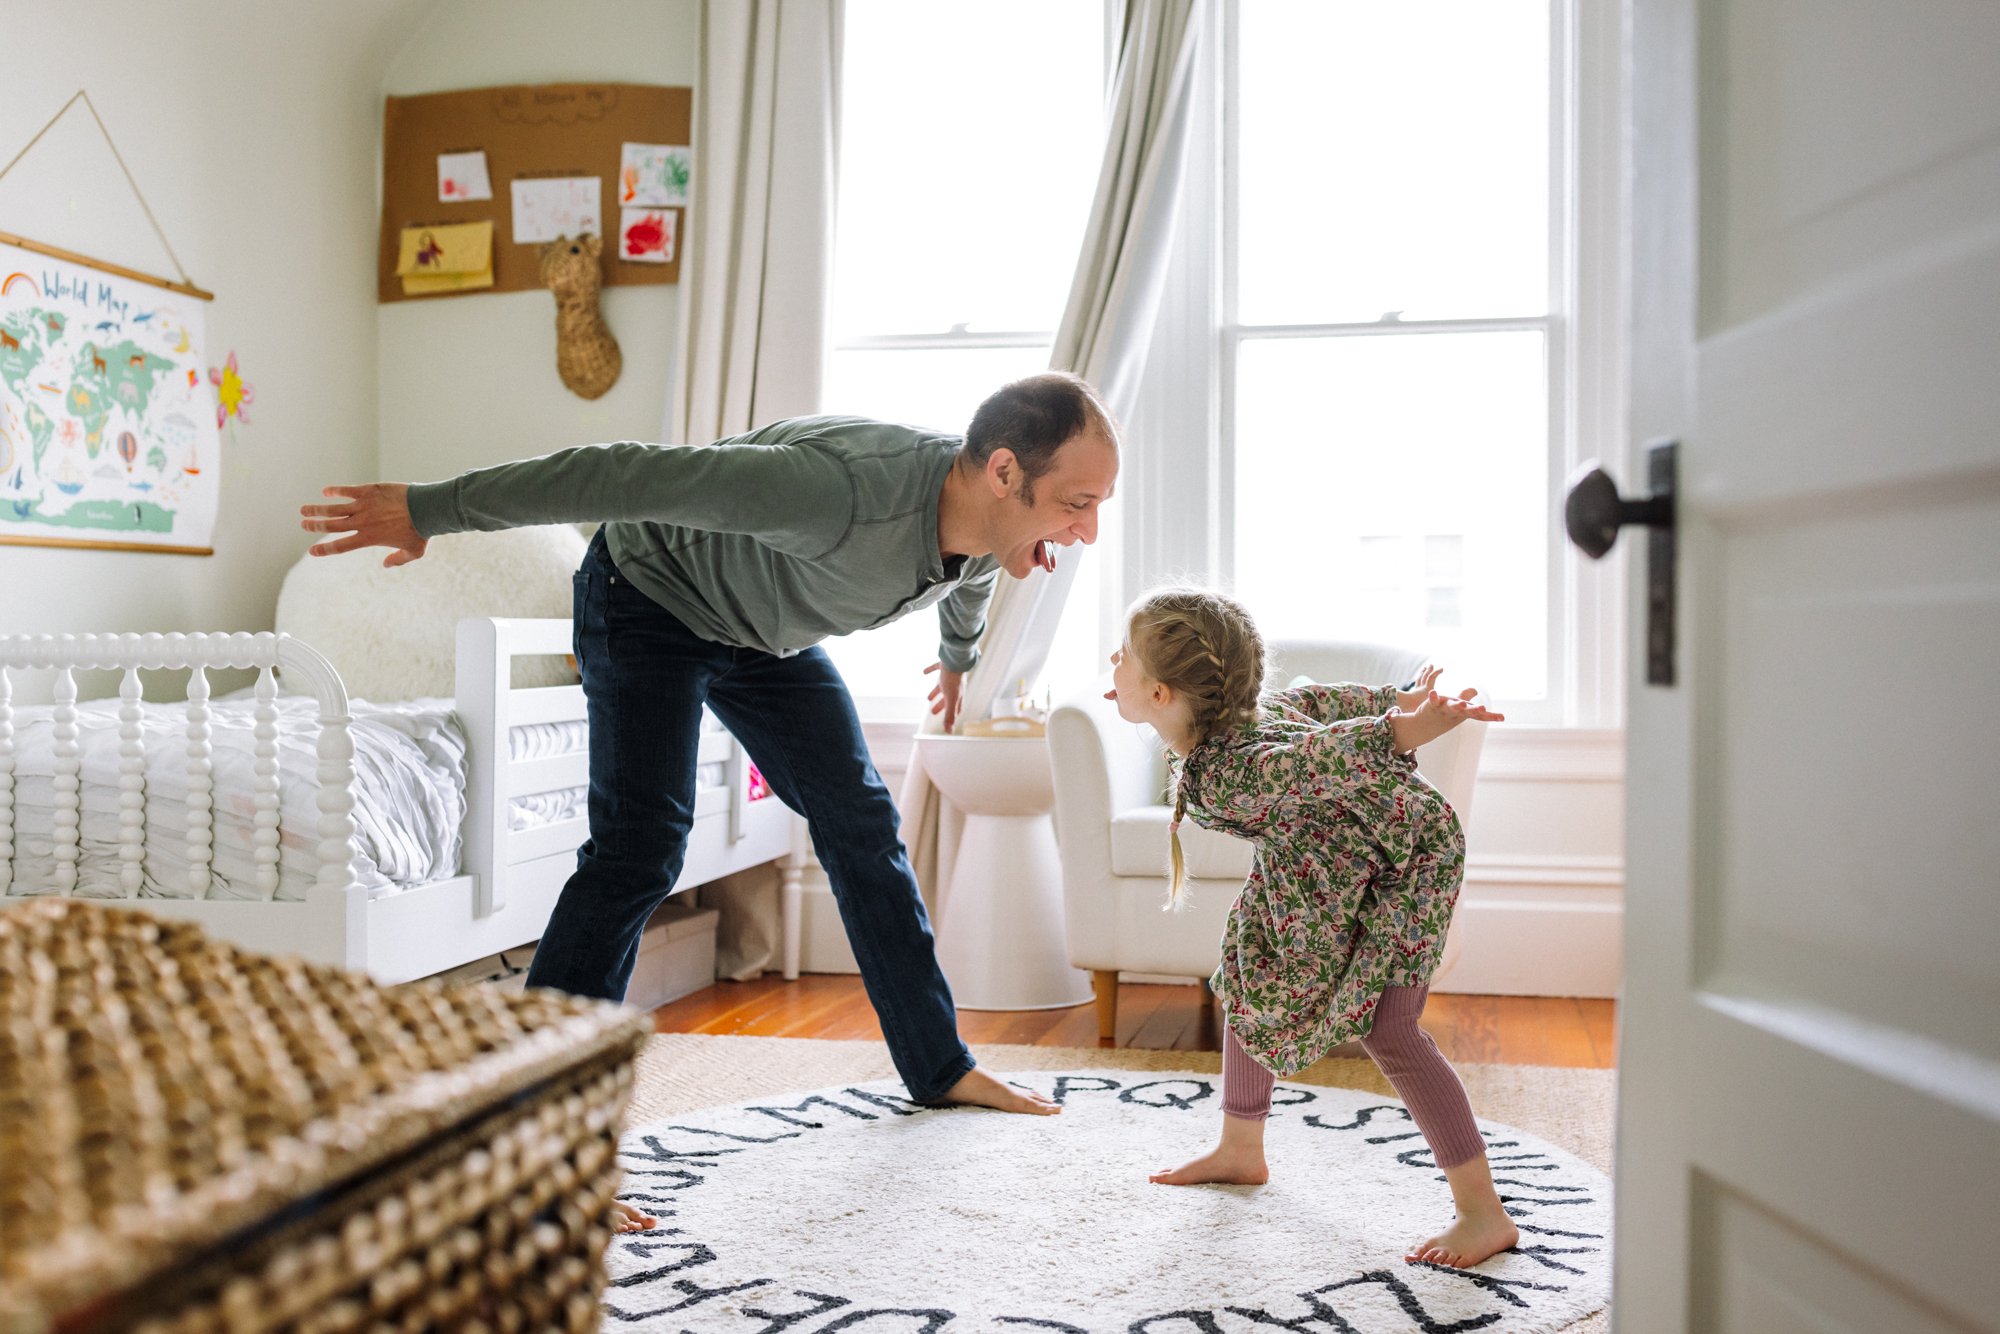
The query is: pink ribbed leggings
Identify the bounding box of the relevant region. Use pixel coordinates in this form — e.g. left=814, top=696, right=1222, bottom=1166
left=1222, top=984, right=1485, bottom=1169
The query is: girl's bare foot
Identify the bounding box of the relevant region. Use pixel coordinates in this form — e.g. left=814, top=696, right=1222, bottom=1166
left=612, top=1199, right=658, bottom=1232
left=1150, top=1113, right=1268, bottom=1185
left=1406, top=1152, right=1517, bottom=1266
left=939, top=1065, right=1060, bottom=1115
left=1148, top=1140, right=1269, bottom=1186
left=1404, top=1208, right=1519, bottom=1268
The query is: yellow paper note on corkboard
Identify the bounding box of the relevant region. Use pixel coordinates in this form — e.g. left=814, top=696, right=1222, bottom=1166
left=397, top=221, right=493, bottom=295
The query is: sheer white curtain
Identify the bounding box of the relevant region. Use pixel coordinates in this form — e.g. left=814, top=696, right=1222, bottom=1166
left=670, top=0, right=842, bottom=975
left=898, top=0, right=1208, bottom=899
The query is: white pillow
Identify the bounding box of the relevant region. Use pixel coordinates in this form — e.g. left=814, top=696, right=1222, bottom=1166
left=275, top=525, right=587, bottom=701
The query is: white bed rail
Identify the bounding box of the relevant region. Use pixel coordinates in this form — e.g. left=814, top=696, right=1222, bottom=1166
left=0, top=632, right=360, bottom=939
left=453, top=615, right=797, bottom=932
left=456, top=617, right=587, bottom=918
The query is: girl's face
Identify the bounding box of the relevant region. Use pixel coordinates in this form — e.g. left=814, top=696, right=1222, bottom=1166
left=1105, top=632, right=1166, bottom=726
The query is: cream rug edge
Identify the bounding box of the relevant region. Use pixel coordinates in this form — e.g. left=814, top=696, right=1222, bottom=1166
left=624, top=1032, right=1614, bottom=1333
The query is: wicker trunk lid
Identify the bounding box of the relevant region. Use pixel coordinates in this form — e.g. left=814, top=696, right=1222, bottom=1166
left=0, top=900, right=649, bottom=1333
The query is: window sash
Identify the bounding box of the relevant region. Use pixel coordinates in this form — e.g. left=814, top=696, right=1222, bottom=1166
left=835, top=331, right=1054, bottom=352
left=1215, top=0, right=1578, bottom=724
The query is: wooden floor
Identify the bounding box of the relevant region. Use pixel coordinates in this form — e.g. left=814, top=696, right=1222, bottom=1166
left=652, top=974, right=1618, bottom=1069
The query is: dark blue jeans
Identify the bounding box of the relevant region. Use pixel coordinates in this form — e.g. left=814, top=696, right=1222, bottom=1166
left=524, top=532, right=974, bottom=1102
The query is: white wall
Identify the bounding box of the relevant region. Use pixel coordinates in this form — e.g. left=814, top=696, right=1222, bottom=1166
left=0, top=1, right=423, bottom=665
left=377, top=0, right=699, bottom=484
left=1445, top=730, right=1625, bottom=997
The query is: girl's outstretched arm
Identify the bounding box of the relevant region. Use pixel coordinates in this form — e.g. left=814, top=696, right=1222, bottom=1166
left=1271, top=680, right=1398, bottom=724
left=1274, top=664, right=1444, bottom=724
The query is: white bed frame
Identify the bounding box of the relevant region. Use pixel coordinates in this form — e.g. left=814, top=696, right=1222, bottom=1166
left=0, top=620, right=805, bottom=985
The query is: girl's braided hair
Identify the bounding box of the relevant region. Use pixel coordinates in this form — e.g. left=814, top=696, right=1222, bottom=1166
left=1127, top=587, right=1268, bottom=909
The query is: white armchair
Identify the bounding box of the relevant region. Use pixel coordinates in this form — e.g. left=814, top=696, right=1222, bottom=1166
left=1047, top=639, right=1488, bottom=1043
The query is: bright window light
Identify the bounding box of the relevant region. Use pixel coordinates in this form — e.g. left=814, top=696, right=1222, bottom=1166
left=1236, top=0, right=1550, bottom=325
left=1233, top=332, right=1549, bottom=699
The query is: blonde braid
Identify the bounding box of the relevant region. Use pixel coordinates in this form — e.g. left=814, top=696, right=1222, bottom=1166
left=1167, top=770, right=1193, bottom=910
left=1127, top=587, right=1268, bottom=910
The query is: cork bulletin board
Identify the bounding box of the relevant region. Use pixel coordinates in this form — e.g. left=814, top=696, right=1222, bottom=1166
left=376, top=82, right=690, bottom=302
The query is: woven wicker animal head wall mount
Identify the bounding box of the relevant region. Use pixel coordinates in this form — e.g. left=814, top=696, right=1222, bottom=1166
left=538, top=234, right=622, bottom=400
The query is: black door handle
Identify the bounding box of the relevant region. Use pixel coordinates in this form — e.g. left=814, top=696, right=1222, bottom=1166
left=1565, top=464, right=1671, bottom=557
left=1564, top=441, right=1678, bottom=686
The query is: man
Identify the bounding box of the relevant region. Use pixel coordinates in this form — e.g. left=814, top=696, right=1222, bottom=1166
left=300, top=371, right=1118, bottom=1122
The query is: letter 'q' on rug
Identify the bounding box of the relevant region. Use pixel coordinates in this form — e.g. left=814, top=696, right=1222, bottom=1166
left=608, top=1035, right=1614, bottom=1332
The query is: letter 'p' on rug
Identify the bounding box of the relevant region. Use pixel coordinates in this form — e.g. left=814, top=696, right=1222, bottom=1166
left=607, top=1036, right=1613, bottom=1332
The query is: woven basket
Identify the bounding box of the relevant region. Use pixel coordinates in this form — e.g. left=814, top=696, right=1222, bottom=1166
left=0, top=900, right=651, bottom=1334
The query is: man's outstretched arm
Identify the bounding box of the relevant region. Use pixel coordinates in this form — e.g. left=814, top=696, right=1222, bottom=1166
left=300, top=439, right=854, bottom=567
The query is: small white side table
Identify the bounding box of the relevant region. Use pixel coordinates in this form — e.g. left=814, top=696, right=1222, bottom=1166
left=915, top=732, right=1094, bottom=1011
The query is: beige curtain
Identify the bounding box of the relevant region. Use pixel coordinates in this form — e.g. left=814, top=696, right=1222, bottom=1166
left=674, top=0, right=843, bottom=976
left=671, top=0, right=842, bottom=443
left=898, top=0, right=1209, bottom=904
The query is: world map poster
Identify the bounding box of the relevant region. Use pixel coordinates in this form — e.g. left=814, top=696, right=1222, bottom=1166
left=0, top=240, right=219, bottom=552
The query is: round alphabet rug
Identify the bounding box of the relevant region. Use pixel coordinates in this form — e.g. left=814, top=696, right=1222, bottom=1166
left=606, top=1068, right=1611, bottom=1332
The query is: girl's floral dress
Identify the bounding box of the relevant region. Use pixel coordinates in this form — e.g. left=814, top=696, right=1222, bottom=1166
left=1177, top=683, right=1466, bottom=1077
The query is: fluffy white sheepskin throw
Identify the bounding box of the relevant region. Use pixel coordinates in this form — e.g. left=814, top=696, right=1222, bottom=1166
left=275, top=525, right=587, bottom=701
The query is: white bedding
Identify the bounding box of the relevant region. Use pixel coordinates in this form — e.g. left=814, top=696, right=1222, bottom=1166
left=503, top=714, right=731, bottom=832
left=1, top=696, right=594, bottom=903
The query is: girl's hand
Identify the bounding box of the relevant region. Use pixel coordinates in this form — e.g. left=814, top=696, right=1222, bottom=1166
left=1427, top=687, right=1505, bottom=724
left=1397, top=664, right=1443, bottom=713
left=1389, top=688, right=1506, bottom=754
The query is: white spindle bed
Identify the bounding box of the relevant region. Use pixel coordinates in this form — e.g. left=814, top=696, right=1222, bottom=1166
left=0, top=620, right=805, bottom=984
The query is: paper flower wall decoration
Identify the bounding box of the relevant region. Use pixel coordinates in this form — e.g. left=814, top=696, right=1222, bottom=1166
left=209, top=351, right=254, bottom=431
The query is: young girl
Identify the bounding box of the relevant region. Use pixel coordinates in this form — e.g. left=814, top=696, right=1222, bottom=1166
left=1106, top=587, right=1517, bottom=1269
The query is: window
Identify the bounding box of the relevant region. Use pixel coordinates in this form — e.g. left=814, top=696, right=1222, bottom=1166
left=821, top=0, right=1110, bottom=714
left=1113, top=0, right=1619, bottom=725
left=1226, top=0, right=1566, bottom=711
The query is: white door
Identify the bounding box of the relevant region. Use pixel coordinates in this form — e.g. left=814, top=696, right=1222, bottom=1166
left=1617, top=0, right=2000, bottom=1329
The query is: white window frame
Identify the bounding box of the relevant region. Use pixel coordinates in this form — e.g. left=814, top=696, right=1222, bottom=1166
left=1113, top=0, right=1625, bottom=731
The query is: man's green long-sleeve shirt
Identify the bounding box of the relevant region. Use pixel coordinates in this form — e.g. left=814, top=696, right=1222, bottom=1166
left=405, top=416, right=1003, bottom=672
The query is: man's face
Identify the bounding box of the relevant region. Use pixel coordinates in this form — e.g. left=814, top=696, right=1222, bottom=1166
left=990, top=430, right=1119, bottom=579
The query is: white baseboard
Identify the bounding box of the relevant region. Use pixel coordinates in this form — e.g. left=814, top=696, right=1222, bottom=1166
left=1428, top=855, right=1624, bottom=997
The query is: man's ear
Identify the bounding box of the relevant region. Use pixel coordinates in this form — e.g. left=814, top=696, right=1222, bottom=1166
left=985, top=447, right=1019, bottom=498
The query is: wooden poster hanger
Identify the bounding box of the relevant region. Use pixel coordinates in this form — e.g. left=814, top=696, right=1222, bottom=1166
left=0, top=90, right=211, bottom=302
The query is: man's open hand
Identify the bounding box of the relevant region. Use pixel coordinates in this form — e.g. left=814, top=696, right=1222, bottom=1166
left=925, top=662, right=965, bottom=732
left=299, top=484, right=428, bottom=567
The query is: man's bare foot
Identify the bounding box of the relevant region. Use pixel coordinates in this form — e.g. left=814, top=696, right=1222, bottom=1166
left=938, top=1065, right=1060, bottom=1115
left=1148, top=1139, right=1270, bottom=1186
left=612, top=1199, right=658, bottom=1232
left=1404, top=1208, right=1519, bottom=1268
